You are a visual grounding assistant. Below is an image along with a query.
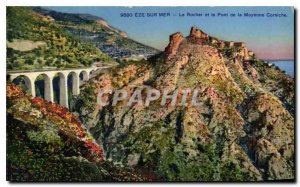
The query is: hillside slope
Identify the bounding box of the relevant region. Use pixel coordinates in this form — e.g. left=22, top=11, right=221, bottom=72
left=7, top=7, right=111, bottom=71
left=6, top=83, right=153, bottom=182
left=72, top=27, right=294, bottom=181
left=33, top=7, right=160, bottom=59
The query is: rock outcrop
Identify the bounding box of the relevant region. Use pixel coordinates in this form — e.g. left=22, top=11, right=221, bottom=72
left=190, top=26, right=209, bottom=39
left=164, top=32, right=185, bottom=58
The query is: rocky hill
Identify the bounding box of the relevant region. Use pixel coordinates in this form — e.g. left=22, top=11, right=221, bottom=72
left=71, top=26, right=294, bottom=181
left=33, top=7, right=160, bottom=59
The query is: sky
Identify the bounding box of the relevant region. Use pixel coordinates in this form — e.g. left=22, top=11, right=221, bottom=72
left=46, top=6, right=294, bottom=60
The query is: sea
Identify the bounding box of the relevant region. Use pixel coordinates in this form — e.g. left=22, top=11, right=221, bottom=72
left=266, top=60, right=294, bottom=78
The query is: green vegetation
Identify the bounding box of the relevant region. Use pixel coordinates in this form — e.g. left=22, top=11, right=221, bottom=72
left=7, top=119, right=103, bottom=181
left=7, top=7, right=111, bottom=70
left=220, top=46, right=242, bottom=60
left=158, top=144, right=249, bottom=181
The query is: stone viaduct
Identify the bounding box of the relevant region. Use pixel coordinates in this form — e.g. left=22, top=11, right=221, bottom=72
left=7, top=66, right=107, bottom=108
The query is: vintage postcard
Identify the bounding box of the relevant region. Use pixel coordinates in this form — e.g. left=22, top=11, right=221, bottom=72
left=6, top=6, right=294, bottom=182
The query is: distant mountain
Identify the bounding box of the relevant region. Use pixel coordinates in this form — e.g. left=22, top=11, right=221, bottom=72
left=33, top=7, right=105, bottom=24
left=33, top=7, right=160, bottom=59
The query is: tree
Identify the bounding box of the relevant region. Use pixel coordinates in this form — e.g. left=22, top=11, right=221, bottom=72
left=25, top=59, right=34, bottom=65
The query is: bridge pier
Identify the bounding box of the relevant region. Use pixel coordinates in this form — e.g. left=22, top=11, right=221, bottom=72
left=70, top=72, right=80, bottom=96
left=59, top=73, right=69, bottom=108
left=28, top=77, right=36, bottom=97
left=44, top=74, right=54, bottom=102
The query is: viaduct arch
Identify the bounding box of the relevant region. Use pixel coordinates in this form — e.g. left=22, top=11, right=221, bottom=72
left=8, top=66, right=106, bottom=108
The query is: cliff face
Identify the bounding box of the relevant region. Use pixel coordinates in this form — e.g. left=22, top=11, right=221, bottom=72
left=73, top=27, right=294, bottom=181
